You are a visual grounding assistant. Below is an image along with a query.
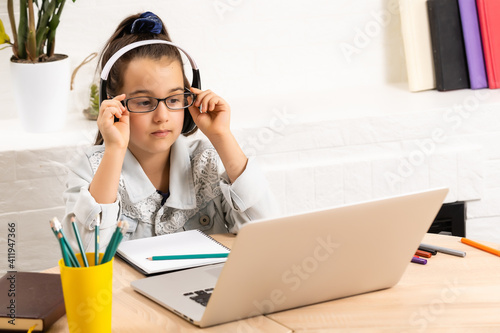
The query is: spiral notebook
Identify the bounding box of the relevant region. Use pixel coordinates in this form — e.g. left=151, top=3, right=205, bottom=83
left=116, top=230, right=230, bottom=276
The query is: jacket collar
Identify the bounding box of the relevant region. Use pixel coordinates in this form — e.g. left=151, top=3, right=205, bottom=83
left=121, top=136, right=196, bottom=209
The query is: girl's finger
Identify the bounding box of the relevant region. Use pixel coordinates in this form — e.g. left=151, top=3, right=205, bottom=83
left=193, top=90, right=213, bottom=107
left=202, top=94, right=216, bottom=112
left=203, top=98, right=210, bottom=114
left=105, top=106, right=122, bottom=118
left=113, top=94, right=127, bottom=110
left=209, top=98, right=219, bottom=112
left=100, top=94, right=126, bottom=113
left=113, top=93, right=127, bottom=101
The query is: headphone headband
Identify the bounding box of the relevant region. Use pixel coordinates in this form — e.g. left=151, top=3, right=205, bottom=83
left=100, top=39, right=199, bottom=80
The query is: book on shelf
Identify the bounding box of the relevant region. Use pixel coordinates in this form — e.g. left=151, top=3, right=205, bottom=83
left=476, top=0, right=500, bottom=89
left=427, top=0, right=470, bottom=91
left=457, top=0, right=488, bottom=89
left=0, top=272, right=65, bottom=332
left=399, top=0, right=436, bottom=92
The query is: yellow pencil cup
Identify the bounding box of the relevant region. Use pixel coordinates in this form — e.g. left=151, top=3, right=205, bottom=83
left=59, top=253, right=113, bottom=333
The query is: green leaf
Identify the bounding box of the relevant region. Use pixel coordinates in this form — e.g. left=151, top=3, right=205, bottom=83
left=0, top=19, right=12, bottom=45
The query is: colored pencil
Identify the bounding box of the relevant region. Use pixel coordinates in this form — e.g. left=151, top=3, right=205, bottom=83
left=147, top=253, right=229, bottom=261
left=105, top=220, right=128, bottom=262
left=58, top=230, right=80, bottom=268
left=101, top=221, right=126, bottom=264
left=461, top=238, right=500, bottom=257
left=50, top=218, right=80, bottom=267
left=57, top=233, right=72, bottom=267
left=71, top=215, right=89, bottom=267
left=95, top=213, right=101, bottom=266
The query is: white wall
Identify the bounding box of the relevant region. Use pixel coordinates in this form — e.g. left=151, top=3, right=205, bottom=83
left=1, top=0, right=411, bottom=123
left=1, top=0, right=500, bottom=273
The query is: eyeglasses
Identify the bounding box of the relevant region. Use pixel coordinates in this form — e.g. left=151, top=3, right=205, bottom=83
left=122, top=89, right=196, bottom=113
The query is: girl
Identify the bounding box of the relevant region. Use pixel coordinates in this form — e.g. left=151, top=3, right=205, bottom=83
left=62, top=12, right=278, bottom=252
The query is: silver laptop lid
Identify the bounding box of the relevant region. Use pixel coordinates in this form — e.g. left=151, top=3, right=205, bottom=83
left=200, top=188, right=448, bottom=327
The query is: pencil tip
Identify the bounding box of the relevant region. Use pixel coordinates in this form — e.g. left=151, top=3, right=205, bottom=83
left=146, top=257, right=152, bottom=260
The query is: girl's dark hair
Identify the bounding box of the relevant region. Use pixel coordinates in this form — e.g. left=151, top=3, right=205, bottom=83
left=94, top=13, right=195, bottom=145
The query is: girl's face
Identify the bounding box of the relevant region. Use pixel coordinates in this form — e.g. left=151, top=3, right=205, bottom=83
left=121, top=56, right=185, bottom=159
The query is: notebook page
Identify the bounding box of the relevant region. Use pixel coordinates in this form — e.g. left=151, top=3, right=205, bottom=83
left=117, top=230, right=230, bottom=275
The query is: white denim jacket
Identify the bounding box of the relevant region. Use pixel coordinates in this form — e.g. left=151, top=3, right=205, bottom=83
left=62, top=135, right=279, bottom=253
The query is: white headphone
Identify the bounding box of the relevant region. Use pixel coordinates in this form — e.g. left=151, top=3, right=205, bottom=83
left=99, top=39, right=201, bottom=133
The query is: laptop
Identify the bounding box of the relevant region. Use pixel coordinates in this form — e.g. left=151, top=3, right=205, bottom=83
left=131, top=187, right=448, bottom=327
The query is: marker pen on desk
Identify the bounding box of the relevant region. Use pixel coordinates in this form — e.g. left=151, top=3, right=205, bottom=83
left=411, top=256, right=427, bottom=265
left=418, top=245, right=437, bottom=255
left=461, top=238, right=500, bottom=257
left=415, top=250, right=432, bottom=258
left=419, top=243, right=466, bottom=257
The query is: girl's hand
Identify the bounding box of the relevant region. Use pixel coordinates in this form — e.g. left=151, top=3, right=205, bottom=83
left=188, top=88, right=231, bottom=139
left=97, top=94, right=130, bottom=150
left=189, top=88, right=247, bottom=182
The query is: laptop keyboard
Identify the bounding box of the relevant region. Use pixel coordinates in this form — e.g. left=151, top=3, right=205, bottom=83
left=183, top=288, right=214, bottom=307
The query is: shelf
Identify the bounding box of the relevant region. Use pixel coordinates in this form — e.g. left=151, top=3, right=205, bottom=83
left=0, top=112, right=97, bottom=152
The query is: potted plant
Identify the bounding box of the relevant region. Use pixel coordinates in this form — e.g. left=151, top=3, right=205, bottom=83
left=83, top=83, right=99, bottom=120
left=1, top=0, right=76, bottom=132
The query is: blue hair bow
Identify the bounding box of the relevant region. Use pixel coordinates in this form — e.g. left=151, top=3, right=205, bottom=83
left=130, top=11, right=163, bottom=34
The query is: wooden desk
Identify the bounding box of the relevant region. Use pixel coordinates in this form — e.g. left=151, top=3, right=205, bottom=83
left=44, top=233, right=291, bottom=333
left=267, top=233, right=500, bottom=332
left=45, top=233, right=500, bottom=332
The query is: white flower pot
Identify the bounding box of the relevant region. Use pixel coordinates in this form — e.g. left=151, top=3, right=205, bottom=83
left=10, top=56, right=70, bottom=133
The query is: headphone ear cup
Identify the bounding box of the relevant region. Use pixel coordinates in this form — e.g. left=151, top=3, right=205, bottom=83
left=182, top=78, right=200, bottom=134
left=181, top=108, right=196, bottom=134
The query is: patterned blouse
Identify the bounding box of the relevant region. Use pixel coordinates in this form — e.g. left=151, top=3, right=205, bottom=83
left=62, top=135, right=279, bottom=253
